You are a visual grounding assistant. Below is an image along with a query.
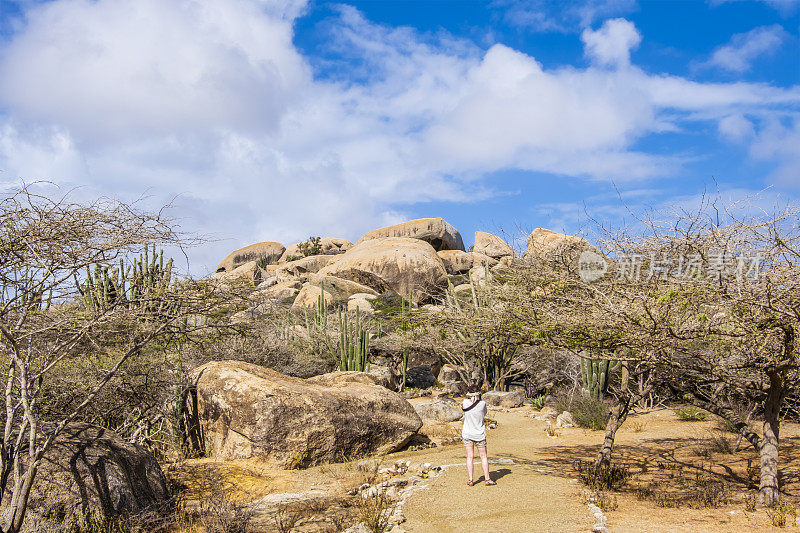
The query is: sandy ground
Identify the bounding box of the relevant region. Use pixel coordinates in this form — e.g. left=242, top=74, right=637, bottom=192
left=400, top=403, right=800, bottom=533
left=171, top=400, right=800, bottom=532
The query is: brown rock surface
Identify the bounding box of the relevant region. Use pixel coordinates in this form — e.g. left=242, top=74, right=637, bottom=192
left=191, top=361, right=422, bottom=467
left=216, top=242, right=285, bottom=273
left=317, top=237, right=447, bottom=304
left=357, top=218, right=464, bottom=251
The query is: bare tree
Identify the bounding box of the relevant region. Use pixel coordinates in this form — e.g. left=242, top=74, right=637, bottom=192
left=0, top=185, right=221, bottom=531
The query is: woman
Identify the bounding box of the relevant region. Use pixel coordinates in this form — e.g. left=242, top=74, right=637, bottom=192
left=462, top=385, right=495, bottom=486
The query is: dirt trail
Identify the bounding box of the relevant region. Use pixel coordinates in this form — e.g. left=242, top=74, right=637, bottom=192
left=399, top=406, right=800, bottom=533
left=400, top=409, right=595, bottom=532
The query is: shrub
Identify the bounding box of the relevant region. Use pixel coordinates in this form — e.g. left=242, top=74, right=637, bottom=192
left=769, top=499, right=797, bottom=528
left=574, top=460, right=631, bottom=491
left=355, top=490, right=396, bottom=533
left=558, top=394, right=610, bottom=430
left=531, top=395, right=546, bottom=410
left=674, top=406, right=708, bottom=421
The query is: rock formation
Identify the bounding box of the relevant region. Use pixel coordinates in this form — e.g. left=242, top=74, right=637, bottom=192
left=317, top=237, right=447, bottom=304
left=357, top=218, right=465, bottom=252
left=216, top=242, right=285, bottom=273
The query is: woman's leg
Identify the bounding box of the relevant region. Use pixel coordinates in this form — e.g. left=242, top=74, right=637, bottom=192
left=478, top=445, right=492, bottom=483
left=465, top=442, right=475, bottom=481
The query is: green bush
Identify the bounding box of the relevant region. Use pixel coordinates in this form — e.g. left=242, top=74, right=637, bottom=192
left=556, top=394, right=610, bottom=430
left=675, top=406, right=708, bottom=421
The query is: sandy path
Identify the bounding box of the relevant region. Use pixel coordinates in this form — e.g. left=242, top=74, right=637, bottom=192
left=399, top=409, right=596, bottom=532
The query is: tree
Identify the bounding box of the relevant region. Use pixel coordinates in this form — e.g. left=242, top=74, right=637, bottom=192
left=512, top=197, right=799, bottom=507
left=0, top=185, right=219, bottom=532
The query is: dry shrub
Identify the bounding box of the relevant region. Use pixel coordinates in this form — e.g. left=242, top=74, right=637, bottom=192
left=354, top=490, right=396, bottom=533
left=769, top=499, right=798, bottom=528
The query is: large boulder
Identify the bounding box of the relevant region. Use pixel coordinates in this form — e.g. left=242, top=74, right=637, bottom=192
left=256, top=279, right=302, bottom=301
left=20, top=423, right=170, bottom=530
left=216, top=242, right=285, bottom=273
left=483, top=391, right=525, bottom=408
left=191, top=362, right=422, bottom=467
left=291, top=283, right=334, bottom=310
left=309, top=274, right=378, bottom=301
left=279, top=238, right=354, bottom=262
left=357, top=218, right=465, bottom=252
left=317, top=238, right=448, bottom=304
left=526, top=228, right=590, bottom=263
left=414, top=399, right=463, bottom=423
left=211, top=260, right=265, bottom=285
left=437, top=250, right=473, bottom=274
left=276, top=255, right=340, bottom=281
left=404, top=365, right=437, bottom=389
left=473, top=232, right=515, bottom=259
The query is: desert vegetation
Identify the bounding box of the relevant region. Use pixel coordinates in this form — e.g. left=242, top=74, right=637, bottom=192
left=1, top=185, right=797, bottom=532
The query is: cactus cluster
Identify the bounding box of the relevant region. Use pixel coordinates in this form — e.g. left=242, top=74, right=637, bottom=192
left=580, top=355, right=621, bottom=400
left=76, top=244, right=175, bottom=315
left=331, top=307, right=371, bottom=372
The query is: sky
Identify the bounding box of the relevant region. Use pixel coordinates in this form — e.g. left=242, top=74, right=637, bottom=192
left=0, top=0, right=798, bottom=274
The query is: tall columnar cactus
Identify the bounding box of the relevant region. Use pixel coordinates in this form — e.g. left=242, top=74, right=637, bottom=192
left=400, top=347, right=409, bottom=391
left=76, top=243, right=175, bottom=315
left=580, top=355, right=621, bottom=400
left=332, top=307, right=371, bottom=372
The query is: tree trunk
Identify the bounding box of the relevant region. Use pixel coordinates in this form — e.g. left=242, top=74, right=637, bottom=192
left=594, top=361, right=632, bottom=469
left=759, top=371, right=784, bottom=507
left=595, top=400, right=629, bottom=468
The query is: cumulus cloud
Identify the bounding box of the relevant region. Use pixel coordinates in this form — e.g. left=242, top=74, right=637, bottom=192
left=702, top=24, right=788, bottom=73
left=0, top=3, right=798, bottom=272
left=718, top=114, right=755, bottom=141
left=581, top=18, right=641, bottom=67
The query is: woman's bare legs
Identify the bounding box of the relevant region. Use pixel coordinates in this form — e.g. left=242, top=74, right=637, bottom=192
left=465, top=443, right=475, bottom=482
left=478, top=445, right=492, bottom=483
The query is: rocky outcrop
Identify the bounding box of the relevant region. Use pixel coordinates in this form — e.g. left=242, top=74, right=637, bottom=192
left=279, top=238, right=354, bottom=262
left=317, top=238, right=447, bottom=304
left=256, top=279, right=302, bottom=301
left=526, top=228, right=590, bottom=262
left=404, top=365, right=437, bottom=389
left=22, top=423, right=170, bottom=529
left=216, top=242, right=285, bottom=273
left=357, top=218, right=465, bottom=252
left=276, top=255, right=340, bottom=281
left=473, top=232, right=515, bottom=259
left=191, top=362, right=422, bottom=467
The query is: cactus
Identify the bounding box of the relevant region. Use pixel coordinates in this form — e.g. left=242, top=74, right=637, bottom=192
left=580, top=355, right=621, bottom=400
left=400, top=347, right=409, bottom=391
left=330, top=307, right=371, bottom=372
left=76, top=243, right=175, bottom=316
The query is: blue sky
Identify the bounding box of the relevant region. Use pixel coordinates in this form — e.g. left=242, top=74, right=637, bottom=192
left=0, top=0, right=798, bottom=272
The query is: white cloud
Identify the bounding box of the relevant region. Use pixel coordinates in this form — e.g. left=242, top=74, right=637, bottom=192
left=749, top=118, right=800, bottom=188
left=703, top=24, right=788, bottom=73
left=581, top=18, right=642, bottom=67
left=718, top=114, right=755, bottom=141
left=0, top=4, right=798, bottom=272
left=496, top=0, right=638, bottom=33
